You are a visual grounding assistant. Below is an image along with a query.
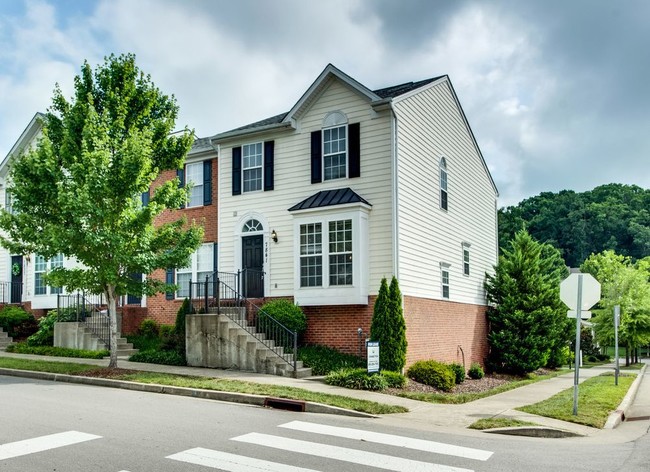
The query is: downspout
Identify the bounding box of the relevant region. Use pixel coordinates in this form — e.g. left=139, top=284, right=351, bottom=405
left=390, top=107, right=400, bottom=280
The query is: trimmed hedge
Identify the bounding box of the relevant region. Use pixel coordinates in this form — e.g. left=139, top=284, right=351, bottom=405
left=407, top=360, right=455, bottom=392
left=0, top=306, right=37, bottom=339
left=258, top=299, right=307, bottom=335
left=325, top=368, right=388, bottom=391
left=449, top=363, right=466, bottom=384
left=6, top=343, right=108, bottom=359
left=381, top=370, right=407, bottom=388
left=129, top=350, right=186, bottom=366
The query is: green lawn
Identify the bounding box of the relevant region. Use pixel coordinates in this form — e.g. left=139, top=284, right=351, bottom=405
left=0, top=357, right=407, bottom=415
left=517, top=373, right=635, bottom=428
left=469, top=418, right=539, bottom=430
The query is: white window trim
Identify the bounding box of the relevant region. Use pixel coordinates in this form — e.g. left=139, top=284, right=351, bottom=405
left=293, top=205, right=369, bottom=306
left=440, top=262, right=451, bottom=300
left=185, top=161, right=204, bottom=208
left=322, top=124, right=348, bottom=181
left=462, top=242, right=471, bottom=277
left=440, top=157, right=448, bottom=211
left=242, top=142, right=263, bottom=193
left=176, top=243, right=214, bottom=299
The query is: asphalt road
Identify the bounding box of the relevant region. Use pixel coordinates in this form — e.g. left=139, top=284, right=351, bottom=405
left=1, top=375, right=649, bottom=472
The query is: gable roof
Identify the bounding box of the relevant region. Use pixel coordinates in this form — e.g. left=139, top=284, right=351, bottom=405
left=213, top=64, right=441, bottom=142
left=288, top=187, right=371, bottom=212
left=0, top=112, right=45, bottom=177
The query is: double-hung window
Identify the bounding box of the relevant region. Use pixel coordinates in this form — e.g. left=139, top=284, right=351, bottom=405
left=300, top=223, right=322, bottom=287
left=440, top=157, right=448, bottom=211
left=34, top=254, right=63, bottom=295
left=323, top=125, right=347, bottom=181
left=176, top=243, right=214, bottom=298
left=440, top=263, right=450, bottom=299
left=462, top=243, right=471, bottom=276
left=185, top=162, right=204, bottom=208
left=299, top=219, right=353, bottom=288
left=243, top=143, right=263, bottom=192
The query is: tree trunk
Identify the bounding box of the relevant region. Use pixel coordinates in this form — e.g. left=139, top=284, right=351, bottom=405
left=625, top=344, right=630, bottom=367
left=106, top=285, right=119, bottom=368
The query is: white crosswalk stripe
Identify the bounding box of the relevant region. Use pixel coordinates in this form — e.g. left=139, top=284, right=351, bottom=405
left=279, top=421, right=493, bottom=461
left=0, top=431, right=102, bottom=461
left=167, top=448, right=321, bottom=472
left=168, top=421, right=494, bottom=472
left=231, top=432, right=475, bottom=472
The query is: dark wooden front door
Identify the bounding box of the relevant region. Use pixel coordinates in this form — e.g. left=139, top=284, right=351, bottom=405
left=242, top=235, right=264, bottom=298
left=10, top=255, right=23, bottom=303
left=127, top=273, right=142, bottom=305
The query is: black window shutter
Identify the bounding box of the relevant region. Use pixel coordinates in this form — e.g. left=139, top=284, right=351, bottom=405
left=177, top=168, right=185, bottom=209
left=348, top=122, right=360, bottom=178
left=232, top=146, right=242, bottom=195
left=203, top=160, right=212, bottom=205
left=141, top=190, right=150, bottom=206
left=165, top=268, right=175, bottom=300
left=213, top=242, right=218, bottom=272
left=311, top=130, right=322, bottom=184
left=264, top=141, right=274, bottom=191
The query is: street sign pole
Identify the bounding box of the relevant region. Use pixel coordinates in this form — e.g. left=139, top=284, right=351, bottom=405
left=573, top=275, right=583, bottom=416
left=614, top=305, right=620, bottom=386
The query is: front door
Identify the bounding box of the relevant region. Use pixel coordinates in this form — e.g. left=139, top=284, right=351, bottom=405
left=242, top=235, right=264, bottom=298
left=127, top=273, right=142, bottom=305
left=10, top=255, right=23, bottom=303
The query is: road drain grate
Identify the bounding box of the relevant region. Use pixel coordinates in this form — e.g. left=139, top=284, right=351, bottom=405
left=626, top=416, right=650, bottom=422
left=264, top=397, right=306, bottom=412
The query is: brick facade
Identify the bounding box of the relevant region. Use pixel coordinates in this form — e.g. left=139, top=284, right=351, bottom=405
left=144, top=158, right=218, bottom=326
left=403, top=295, right=488, bottom=368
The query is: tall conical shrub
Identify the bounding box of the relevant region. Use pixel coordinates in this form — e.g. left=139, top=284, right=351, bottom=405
left=370, top=276, right=407, bottom=372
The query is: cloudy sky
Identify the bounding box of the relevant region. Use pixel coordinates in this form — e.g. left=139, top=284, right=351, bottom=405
left=0, top=0, right=647, bottom=207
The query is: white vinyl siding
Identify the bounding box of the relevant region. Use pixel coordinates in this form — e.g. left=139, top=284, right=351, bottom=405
left=393, top=79, right=498, bottom=305
left=217, top=78, right=393, bottom=301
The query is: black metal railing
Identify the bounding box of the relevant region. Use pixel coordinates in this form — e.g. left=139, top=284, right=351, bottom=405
left=189, top=270, right=297, bottom=373
left=57, top=293, right=110, bottom=348
left=0, top=281, right=23, bottom=304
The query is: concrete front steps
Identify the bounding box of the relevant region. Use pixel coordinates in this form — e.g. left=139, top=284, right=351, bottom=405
left=187, top=309, right=312, bottom=379
left=0, top=328, right=13, bottom=351
left=53, top=318, right=138, bottom=358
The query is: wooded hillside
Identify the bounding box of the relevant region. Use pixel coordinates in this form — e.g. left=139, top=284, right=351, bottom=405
left=498, top=184, right=650, bottom=267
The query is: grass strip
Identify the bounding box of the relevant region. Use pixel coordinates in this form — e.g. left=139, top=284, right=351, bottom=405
left=516, top=373, right=635, bottom=428
left=395, top=371, right=564, bottom=404
left=0, top=358, right=407, bottom=415
left=6, top=343, right=109, bottom=359
left=469, top=418, right=540, bottom=430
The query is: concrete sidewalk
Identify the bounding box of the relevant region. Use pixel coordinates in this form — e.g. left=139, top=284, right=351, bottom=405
left=0, top=351, right=647, bottom=439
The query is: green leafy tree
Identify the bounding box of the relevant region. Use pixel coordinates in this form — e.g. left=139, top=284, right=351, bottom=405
left=370, top=276, right=407, bottom=372
left=0, top=54, right=203, bottom=367
left=581, top=251, right=650, bottom=365
left=485, top=230, right=567, bottom=374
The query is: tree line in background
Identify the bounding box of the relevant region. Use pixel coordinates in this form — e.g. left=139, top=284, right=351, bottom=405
left=499, top=184, right=650, bottom=268
left=488, top=183, right=650, bottom=374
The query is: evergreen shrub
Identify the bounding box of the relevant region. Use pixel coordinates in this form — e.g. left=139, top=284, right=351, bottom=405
left=468, top=362, right=485, bottom=380
left=325, top=368, right=388, bottom=391
left=0, top=305, right=36, bottom=338
left=407, top=360, right=455, bottom=392
left=298, top=344, right=364, bottom=375
left=449, top=362, right=466, bottom=384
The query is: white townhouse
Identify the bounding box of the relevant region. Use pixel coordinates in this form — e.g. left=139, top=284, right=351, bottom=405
left=213, top=64, right=499, bottom=367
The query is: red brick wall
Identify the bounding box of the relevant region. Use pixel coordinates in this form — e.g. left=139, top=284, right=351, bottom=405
left=20, top=302, right=47, bottom=319
left=403, top=295, right=488, bottom=369
left=302, top=297, right=376, bottom=357
left=144, top=158, right=218, bottom=325
left=119, top=306, right=149, bottom=334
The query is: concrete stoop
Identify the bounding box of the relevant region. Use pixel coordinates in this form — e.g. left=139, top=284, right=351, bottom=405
left=0, top=328, right=13, bottom=351
left=187, top=312, right=312, bottom=379
left=53, top=319, right=138, bottom=358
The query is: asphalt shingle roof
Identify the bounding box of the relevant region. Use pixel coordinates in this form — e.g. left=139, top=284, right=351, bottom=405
left=288, top=187, right=371, bottom=211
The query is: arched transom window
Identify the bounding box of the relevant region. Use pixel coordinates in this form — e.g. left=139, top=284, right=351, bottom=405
left=242, top=219, right=263, bottom=232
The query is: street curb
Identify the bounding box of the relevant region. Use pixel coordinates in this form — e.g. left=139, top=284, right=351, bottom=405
left=483, top=426, right=582, bottom=438
left=0, top=367, right=377, bottom=419
left=604, top=363, right=647, bottom=429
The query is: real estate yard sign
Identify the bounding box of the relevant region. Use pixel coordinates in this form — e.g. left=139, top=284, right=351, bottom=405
left=367, top=341, right=380, bottom=373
